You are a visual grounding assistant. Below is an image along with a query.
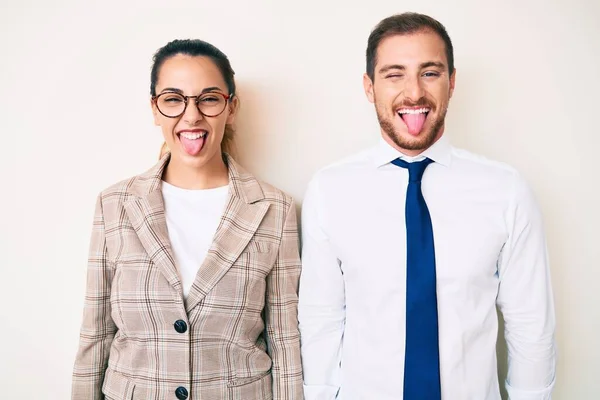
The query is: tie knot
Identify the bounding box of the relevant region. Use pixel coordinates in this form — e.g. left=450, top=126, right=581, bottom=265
left=391, top=157, right=434, bottom=182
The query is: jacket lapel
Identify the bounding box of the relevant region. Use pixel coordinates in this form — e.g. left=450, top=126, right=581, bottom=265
left=123, top=154, right=183, bottom=296
left=185, top=154, right=270, bottom=313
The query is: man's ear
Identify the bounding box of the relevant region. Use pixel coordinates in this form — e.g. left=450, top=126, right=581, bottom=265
left=449, top=68, right=457, bottom=99
left=363, top=73, right=375, bottom=103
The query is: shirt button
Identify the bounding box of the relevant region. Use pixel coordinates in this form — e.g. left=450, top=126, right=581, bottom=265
left=175, top=386, right=188, bottom=400
left=173, top=320, right=187, bottom=334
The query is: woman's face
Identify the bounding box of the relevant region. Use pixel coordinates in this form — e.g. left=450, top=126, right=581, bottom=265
left=152, top=54, right=235, bottom=170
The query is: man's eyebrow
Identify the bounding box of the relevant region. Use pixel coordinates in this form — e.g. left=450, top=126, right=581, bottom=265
left=420, top=61, right=446, bottom=69
left=378, top=64, right=405, bottom=74
left=378, top=61, right=446, bottom=75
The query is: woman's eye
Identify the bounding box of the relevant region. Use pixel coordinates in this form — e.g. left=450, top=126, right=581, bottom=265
left=164, top=97, right=183, bottom=103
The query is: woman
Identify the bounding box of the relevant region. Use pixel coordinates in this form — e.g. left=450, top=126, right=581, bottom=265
left=72, top=39, right=303, bottom=400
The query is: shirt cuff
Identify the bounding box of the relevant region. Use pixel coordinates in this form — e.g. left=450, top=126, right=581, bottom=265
left=302, top=384, right=339, bottom=400
left=505, top=379, right=555, bottom=400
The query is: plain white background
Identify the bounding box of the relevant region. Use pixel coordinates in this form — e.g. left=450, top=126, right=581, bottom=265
left=1, top=0, right=598, bottom=398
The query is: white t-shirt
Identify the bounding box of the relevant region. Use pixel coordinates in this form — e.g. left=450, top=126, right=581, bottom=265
left=161, top=181, right=229, bottom=299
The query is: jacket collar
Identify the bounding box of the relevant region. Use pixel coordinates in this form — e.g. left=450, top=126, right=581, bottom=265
left=126, top=152, right=266, bottom=204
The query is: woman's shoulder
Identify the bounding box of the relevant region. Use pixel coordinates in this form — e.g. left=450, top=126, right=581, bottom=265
left=227, top=155, right=294, bottom=210
left=97, top=174, right=141, bottom=199
left=95, top=157, right=167, bottom=209
left=255, top=178, right=293, bottom=207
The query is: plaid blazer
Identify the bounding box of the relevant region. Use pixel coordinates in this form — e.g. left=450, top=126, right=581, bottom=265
left=72, top=153, right=303, bottom=400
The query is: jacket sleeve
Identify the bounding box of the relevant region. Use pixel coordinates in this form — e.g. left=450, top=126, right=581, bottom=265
left=264, top=198, right=304, bottom=400
left=72, top=194, right=117, bottom=400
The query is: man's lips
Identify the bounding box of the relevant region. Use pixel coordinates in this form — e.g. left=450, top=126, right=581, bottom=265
left=396, top=106, right=431, bottom=135
left=396, top=107, right=431, bottom=122
left=396, top=106, right=432, bottom=114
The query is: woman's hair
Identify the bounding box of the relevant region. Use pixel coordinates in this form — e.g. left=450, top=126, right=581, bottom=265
left=151, top=39, right=237, bottom=158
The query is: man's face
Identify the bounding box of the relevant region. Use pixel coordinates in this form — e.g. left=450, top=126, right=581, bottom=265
left=364, top=30, right=456, bottom=155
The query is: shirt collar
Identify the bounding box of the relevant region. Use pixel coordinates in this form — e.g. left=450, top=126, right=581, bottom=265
left=372, top=134, right=452, bottom=168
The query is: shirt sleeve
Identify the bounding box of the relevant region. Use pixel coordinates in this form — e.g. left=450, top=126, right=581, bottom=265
left=72, top=194, right=117, bottom=400
left=298, top=175, right=346, bottom=400
left=496, top=172, right=556, bottom=399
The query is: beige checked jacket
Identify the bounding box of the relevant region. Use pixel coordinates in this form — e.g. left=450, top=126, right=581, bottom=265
left=72, top=154, right=303, bottom=400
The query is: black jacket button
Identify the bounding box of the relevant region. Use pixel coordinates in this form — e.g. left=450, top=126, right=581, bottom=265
left=173, top=320, right=187, bottom=334
left=175, top=386, right=188, bottom=400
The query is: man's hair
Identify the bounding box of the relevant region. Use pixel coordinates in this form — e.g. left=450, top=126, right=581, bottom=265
left=366, top=12, right=454, bottom=80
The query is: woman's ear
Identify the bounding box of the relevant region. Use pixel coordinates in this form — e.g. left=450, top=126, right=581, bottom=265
left=226, top=95, right=239, bottom=125
left=151, top=98, right=160, bottom=126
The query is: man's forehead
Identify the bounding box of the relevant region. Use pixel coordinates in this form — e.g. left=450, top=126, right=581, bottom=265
left=376, top=31, right=447, bottom=62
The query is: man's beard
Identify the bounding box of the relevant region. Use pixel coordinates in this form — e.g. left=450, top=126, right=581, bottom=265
left=376, top=101, right=447, bottom=152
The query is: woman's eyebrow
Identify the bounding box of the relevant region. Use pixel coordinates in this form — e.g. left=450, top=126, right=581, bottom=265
left=159, top=86, right=224, bottom=94
left=201, top=86, right=223, bottom=93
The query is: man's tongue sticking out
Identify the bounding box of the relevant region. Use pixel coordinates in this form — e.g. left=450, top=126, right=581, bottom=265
left=402, top=113, right=427, bottom=136
left=180, top=135, right=205, bottom=156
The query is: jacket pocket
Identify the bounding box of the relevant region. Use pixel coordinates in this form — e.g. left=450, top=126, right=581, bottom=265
left=102, top=368, right=136, bottom=400
left=227, top=370, right=273, bottom=399
left=242, top=240, right=276, bottom=254
left=227, top=369, right=271, bottom=388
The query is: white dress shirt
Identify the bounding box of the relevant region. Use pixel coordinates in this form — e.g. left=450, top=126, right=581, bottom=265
left=298, top=135, right=556, bottom=399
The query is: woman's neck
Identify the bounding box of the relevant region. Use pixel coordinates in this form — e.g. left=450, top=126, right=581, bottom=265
left=162, top=153, right=229, bottom=189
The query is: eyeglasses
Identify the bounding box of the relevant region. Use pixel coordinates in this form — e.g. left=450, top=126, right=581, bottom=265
left=152, top=91, right=232, bottom=118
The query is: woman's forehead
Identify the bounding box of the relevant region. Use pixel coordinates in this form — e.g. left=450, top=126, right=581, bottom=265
left=156, top=54, right=227, bottom=92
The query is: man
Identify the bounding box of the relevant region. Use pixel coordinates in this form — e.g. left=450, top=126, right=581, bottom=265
left=298, top=12, right=556, bottom=400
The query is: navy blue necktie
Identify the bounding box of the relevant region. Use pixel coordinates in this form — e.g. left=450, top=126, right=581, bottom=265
left=391, top=157, right=441, bottom=399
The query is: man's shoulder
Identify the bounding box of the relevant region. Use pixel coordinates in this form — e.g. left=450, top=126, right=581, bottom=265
left=302, top=146, right=379, bottom=208
left=450, top=146, right=523, bottom=181
left=310, top=146, right=378, bottom=183
left=451, top=146, right=516, bottom=172
left=449, top=146, right=536, bottom=202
